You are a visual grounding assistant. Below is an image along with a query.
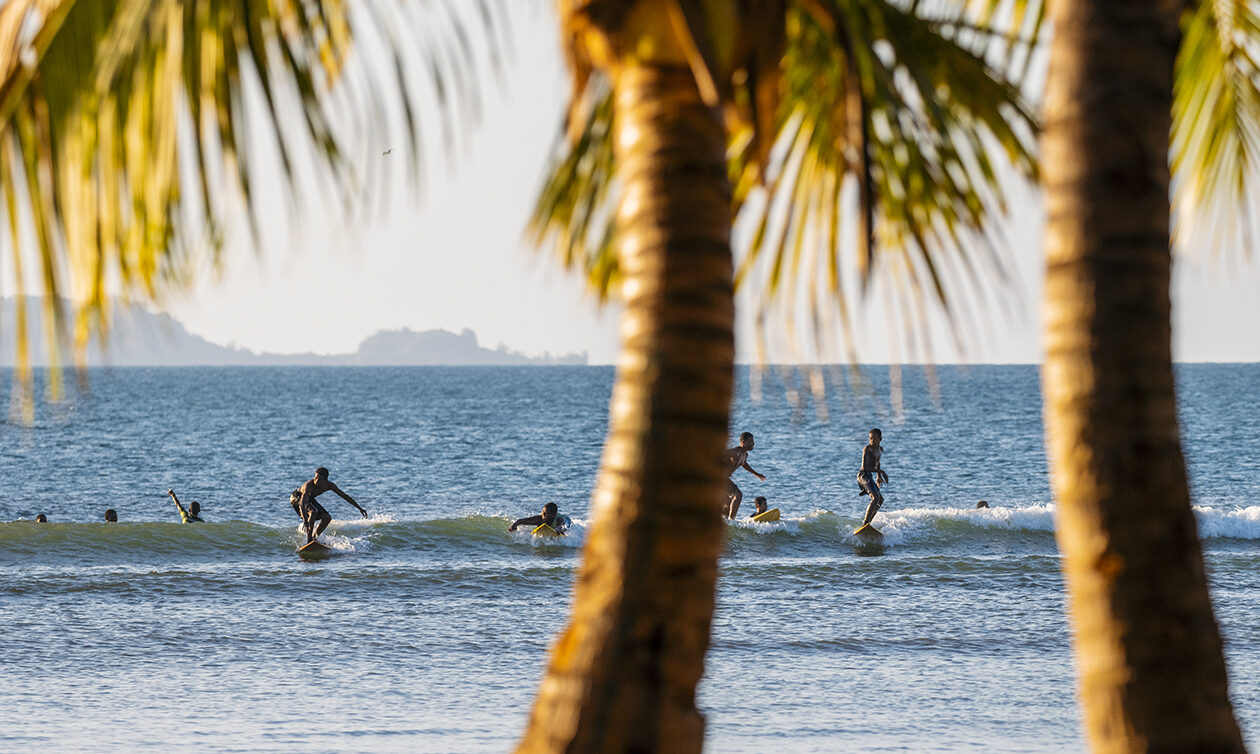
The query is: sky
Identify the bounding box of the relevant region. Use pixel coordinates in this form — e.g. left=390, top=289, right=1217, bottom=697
left=14, top=5, right=1260, bottom=365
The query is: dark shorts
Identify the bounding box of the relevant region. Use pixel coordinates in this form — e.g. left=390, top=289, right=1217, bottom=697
left=294, top=498, right=329, bottom=522
left=857, top=472, right=882, bottom=500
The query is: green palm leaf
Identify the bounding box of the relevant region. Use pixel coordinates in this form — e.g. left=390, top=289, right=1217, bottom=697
left=533, top=0, right=1040, bottom=366
left=1173, top=0, right=1260, bottom=255
left=0, top=0, right=500, bottom=416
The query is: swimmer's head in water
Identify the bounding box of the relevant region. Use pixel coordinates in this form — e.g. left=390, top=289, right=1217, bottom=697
left=739, top=432, right=754, bottom=449
left=190, top=501, right=201, bottom=515
left=753, top=496, right=768, bottom=512
left=976, top=500, right=989, bottom=509
left=542, top=502, right=558, bottom=522
left=35, top=513, right=47, bottom=522
left=104, top=509, right=118, bottom=522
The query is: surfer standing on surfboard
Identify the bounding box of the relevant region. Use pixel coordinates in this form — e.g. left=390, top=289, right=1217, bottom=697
left=724, top=432, right=767, bottom=519
left=292, top=467, right=367, bottom=544
left=857, top=428, right=889, bottom=526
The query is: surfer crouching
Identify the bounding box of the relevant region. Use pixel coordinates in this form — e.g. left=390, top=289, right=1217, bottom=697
left=292, top=467, right=368, bottom=544
left=510, top=502, right=568, bottom=533
left=724, top=432, right=767, bottom=519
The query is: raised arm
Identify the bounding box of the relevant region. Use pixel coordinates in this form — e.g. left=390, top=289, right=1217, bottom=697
left=329, top=482, right=368, bottom=518
left=167, top=488, right=187, bottom=514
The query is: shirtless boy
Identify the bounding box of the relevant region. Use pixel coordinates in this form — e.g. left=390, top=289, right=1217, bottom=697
left=292, top=467, right=367, bottom=544
left=724, top=432, right=766, bottom=519
left=857, top=428, right=889, bottom=526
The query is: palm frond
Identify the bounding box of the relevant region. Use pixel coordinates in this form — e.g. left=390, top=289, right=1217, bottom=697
left=0, top=0, right=503, bottom=411
left=533, top=0, right=1041, bottom=366
left=1172, top=0, right=1260, bottom=256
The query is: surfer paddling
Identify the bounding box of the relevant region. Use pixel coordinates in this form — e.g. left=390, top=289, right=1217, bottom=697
left=857, top=428, right=889, bottom=526
left=509, top=502, right=568, bottom=533
left=291, top=467, right=367, bottom=544
left=724, top=432, right=766, bottom=519
left=167, top=489, right=204, bottom=523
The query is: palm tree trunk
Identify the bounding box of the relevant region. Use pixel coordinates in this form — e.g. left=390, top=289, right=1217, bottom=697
left=1041, top=1, right=1245, bottom=750
left=517, top=61, right=734, bottom=753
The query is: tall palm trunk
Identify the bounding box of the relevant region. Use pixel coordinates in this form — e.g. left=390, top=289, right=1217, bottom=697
left=517, top=61, right=735, bottom=753
left=1041, top=1, right=1244, bottom=750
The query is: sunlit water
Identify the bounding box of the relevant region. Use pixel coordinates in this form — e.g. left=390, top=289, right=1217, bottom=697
left=2, top=365, right=1259, bottom=752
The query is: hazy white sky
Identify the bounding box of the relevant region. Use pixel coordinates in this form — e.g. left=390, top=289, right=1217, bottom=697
left=145, top=7, right=1260, bottom=364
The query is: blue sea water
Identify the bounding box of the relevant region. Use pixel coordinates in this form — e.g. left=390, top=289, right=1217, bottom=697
left=2, top=364, right=1259, bottom=752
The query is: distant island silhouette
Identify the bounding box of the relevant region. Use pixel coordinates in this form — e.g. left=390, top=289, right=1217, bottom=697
left=0, top=299, right=586, bottom=366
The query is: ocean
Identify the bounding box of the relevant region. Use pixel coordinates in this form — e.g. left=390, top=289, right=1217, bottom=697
left=2, top=364, right=1259, bottom=752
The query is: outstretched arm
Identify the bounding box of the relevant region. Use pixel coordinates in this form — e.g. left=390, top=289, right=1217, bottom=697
left=741, top=462, right=767, bottom=481
left=329, top=482, right=368, bottom=517
left=509, top=515, right=545, bottom=532
left=167, top=489, right=187, bottom=515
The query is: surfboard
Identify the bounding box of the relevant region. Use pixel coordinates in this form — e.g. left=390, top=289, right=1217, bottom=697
left=750, top=507, right=780, bottom=522
left=532, top=523, right=564, bottom=537
left=853, top=523, right=882, bottom=538
left=297, top=539, right=334, bottom=558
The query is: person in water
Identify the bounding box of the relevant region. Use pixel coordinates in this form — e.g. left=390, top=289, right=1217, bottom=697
left=509, top=502, right=568, bottom=533
left=752, top=496, right=769, bottom=517
left=292, top=467, right=367, bottom=544
left=104, top=509, right=118, bottom=523
left=857, top=428, right=889, bottom=526
left=34, top=514, right=47, bottom=523
left=167, top=489, right=204, bottom=523
left=724, top=432, right=766, bottom=519
left=976, top=500, right=990, bottom=509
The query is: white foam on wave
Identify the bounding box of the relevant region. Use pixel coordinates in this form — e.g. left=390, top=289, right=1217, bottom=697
left=505, top=517, right=587, bottom=549
left=317, top=532, right=373, bottom=553
left=894, top=503, right=1057, bottom=531
left=329, top=512, right=397, bottom=527
left=1193, top=505, right=1260, bottom=539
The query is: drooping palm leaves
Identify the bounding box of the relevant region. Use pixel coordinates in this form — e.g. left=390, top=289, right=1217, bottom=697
left=533, top=0, right=1041, bottom=372
left=0, top=0, right=501, bottom=417
left=1173, top=0, right=1260, bottom=255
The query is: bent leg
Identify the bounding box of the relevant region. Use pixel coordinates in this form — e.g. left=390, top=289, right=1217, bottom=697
left=728, top=483, right=743, bottom=519
left=314, top=510, right=332, bottom=537
left=862, top=489, right=884, bottom=526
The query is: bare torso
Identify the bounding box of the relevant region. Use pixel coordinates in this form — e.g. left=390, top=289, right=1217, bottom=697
left=861, top=444, right=882, bottom=473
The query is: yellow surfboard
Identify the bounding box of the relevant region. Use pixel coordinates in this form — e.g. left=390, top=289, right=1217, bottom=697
left=532, top=523, right=564, bottom=537
left=853, top=523, right=882, bottom=538
left=750, top=507, right=781, bottom=522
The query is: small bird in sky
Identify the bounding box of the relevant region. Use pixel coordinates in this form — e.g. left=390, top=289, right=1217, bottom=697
left=382, top=148, right=393, bottom=156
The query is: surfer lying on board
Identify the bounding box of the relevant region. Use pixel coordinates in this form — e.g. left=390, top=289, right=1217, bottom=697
left=724, top=432, right=766, bottom=519
left=857, top=428, right=889, bottom=526
left=509, top=502, right=568, bottom=533
left=292, top=467, right=368, bottom=544
left=167, top=489, right=204, bottom=523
